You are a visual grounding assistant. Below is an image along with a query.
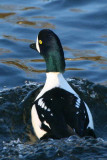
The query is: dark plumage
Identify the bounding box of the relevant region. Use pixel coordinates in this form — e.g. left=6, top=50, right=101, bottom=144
left=30, top=29, right=96, bottom=139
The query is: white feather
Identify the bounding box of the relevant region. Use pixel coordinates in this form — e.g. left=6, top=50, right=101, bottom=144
left=84, top=102, right=94, bottom=129
left=50, top=113, right=53, bottom=116
left=31, top=105, right=47, bottom=139
left=36, top=72, right=79, bottom=100
left=38, top=98, right=43, bottom=106
left=47, top=108, right=51, bottom=112
left=41, top=114, right=44, bottom=117
left=75, top=98, right=81, bottom=108
left=36, top=36, right=40, bottom=53
left=43, top=121, right=51, bottom=129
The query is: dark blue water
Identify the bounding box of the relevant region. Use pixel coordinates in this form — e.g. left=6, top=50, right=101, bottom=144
left=0, top=79, right=107, bottom=159
left=0, top=0, right=107, bottom=89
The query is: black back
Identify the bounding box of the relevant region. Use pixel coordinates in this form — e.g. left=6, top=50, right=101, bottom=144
left=34, top=88, right=96, bottom=139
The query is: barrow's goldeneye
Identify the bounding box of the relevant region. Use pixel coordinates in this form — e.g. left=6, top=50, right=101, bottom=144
left=30, top=29, right=96, bottom=139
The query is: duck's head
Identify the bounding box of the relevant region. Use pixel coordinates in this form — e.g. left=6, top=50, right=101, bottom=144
left=30, top=29, right=65, bottom=73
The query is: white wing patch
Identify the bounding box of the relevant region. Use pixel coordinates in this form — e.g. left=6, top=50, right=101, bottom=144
left=76, top=111, right=79, bottom=114
left=38, top=98, right=44, bottom=107
left=38, top=97, right=54, bottom=117
left=75, top=98, right=81, bottom=108
left=84, top=102, right=94, bottom=129
left=50, top=113, right=53, bottom=116
left=38, top=98, right=54, bottom=117
left=41, top=114, right=44, bottom=117
left=31, top=105, right=47, bottom=139
left=43, top=121, right=51, bottom=129
left=47, top=108, right=51, bottom=112
left=44, top=106, right=47, bottom=110
left=38, top=98, right=48, bottom=110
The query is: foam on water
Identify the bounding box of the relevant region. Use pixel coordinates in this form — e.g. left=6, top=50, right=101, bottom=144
left=0, top=78, right=107, bottom=159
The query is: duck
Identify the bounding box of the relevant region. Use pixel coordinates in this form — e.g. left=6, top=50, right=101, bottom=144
left=30, top=29, right=96, bottom=139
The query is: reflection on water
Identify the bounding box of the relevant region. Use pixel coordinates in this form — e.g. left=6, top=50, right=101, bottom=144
left=21, top=7, right=40, bottom=10
left=0, top=13, right=15, bottom=18
left=65, top=56, right=106, bottom=63
left=63, top=46, right=97, bottom=56
left=91, top=41, right=107, bottom=46
left=32, top=16, right=55, bottom=19
left=102, top=35, right=107, bottom=38
left=66, top=67, right=83, bottom=71
left=17, top=20, right=55, bottom=29
left=3, top=35, right=33, bottom=43
left=1, top=59, right=45, bottom=73
left=0, top=48, right=11, bottom=55
left=17, top=20, right=36, bottom=26
left=0, top=4, right=22, bottom=11
left=0, top=0, right=107, bottom=88
left=70, top=8, right=85, bottom=13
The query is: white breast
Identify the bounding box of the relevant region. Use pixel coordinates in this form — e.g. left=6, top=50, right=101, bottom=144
left=36, top=72, right=79, bottom=100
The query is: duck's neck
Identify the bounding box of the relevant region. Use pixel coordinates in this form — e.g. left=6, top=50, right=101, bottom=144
left=42, top=49, right=65, bottom=73
left=36, top=72, right=78, bottom=100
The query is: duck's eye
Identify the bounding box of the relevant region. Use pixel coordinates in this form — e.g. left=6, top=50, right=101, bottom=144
left=39, top=40, right=42, bottom=44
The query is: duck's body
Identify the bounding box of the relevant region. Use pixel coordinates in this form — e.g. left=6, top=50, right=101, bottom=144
left=31, top=29, right=96, bottom=139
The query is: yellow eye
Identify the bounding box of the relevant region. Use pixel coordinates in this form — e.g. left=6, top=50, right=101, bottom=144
left=39, top=40, right=42, bottom=44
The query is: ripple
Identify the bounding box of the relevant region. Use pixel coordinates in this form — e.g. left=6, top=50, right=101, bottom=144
left=0, top=12, right=15, bottom=18
left=2, top=60, right=30, bottom=71
left=17, top=20, right=36, bottom=26
left=31, top=59, right=44, bottom=62
left=101, top=35, right=107, bottom=38
left=0, top=0, right=107, bottom=88
left=17, top=20, right=55, bottom=29
left=63, top=46, right=97, bottom=56
left=1, top=59, right=45, bottom=73
left=64, top=46, right=106, bottom=64
left=70, top=8, right=86, bottom=13
left=3, top=35, right=33, bottom=43
left=0, top=58, right=84, bottom=73
left=0, top=48, right=11, bottom=55
left=0, top=5, right=22, bottom=11
left=66, top=56, right=107, bottom=63
left=65, top=67, right=83, bottom=71
left=33, top=16, right=55, bottom=19
left=21, top=7, right=41, bottom=11
left=91, top=41, right=107, bottom=46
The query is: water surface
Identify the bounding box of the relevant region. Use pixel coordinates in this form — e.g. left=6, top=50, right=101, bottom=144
left=0, top=79, right=107, bottom=159
left=0, top=0, right=107, bottom=89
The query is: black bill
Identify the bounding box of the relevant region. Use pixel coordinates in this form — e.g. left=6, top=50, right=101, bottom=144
left=30, top=43, right=37, bottom=51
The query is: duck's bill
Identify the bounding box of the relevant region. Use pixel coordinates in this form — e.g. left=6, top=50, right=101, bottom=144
left=30, top=43, right=37, bottom=51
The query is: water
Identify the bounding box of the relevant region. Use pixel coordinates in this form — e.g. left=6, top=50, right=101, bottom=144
left=0, top=0, right=107, bottom=159
left=0, top=0, right=107, bottom=89
left=0, top=79, right=107, bottom=159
